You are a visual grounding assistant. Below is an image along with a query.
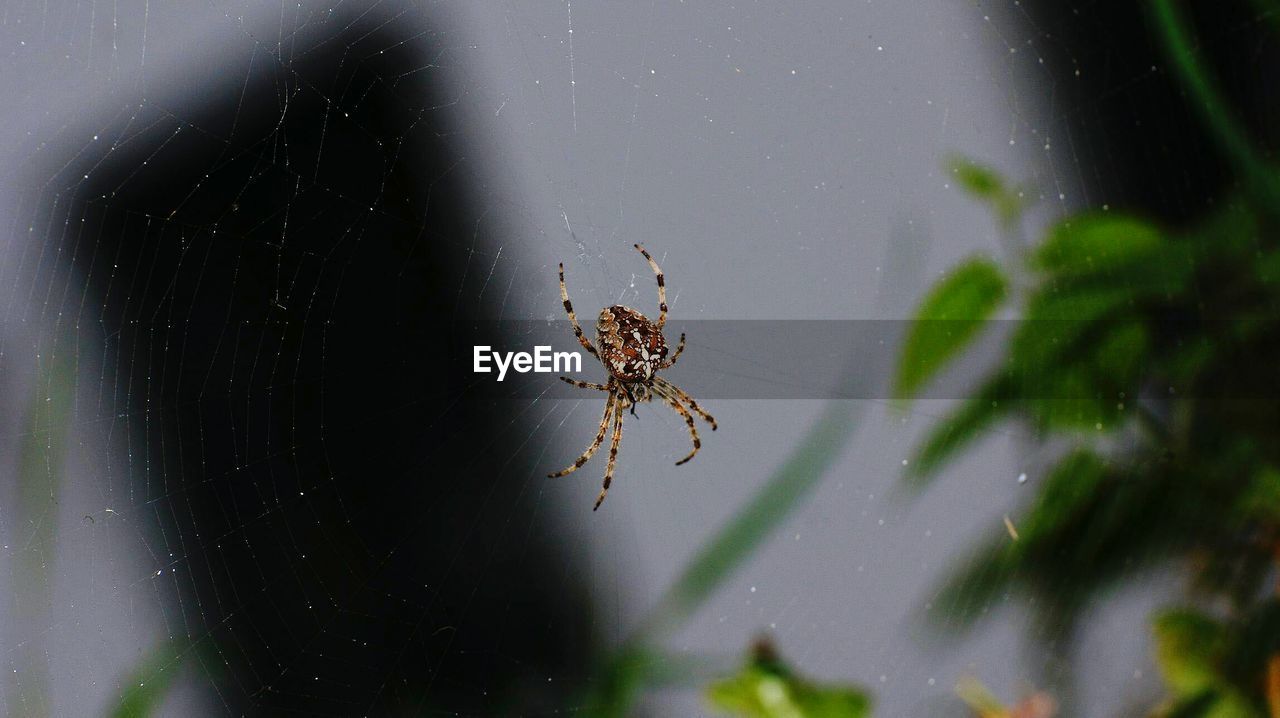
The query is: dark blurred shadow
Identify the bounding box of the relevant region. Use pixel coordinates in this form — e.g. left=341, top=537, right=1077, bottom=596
left=1020, top=1, right=1280, bottom=219
left=32, top=10, right=591, bottom=716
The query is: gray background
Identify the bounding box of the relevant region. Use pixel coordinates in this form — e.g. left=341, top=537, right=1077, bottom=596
left=0, top=0, right=1171, bottom=715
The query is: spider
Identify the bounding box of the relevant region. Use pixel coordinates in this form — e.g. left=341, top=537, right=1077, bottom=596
left=550, top=244, right=717, bottom=510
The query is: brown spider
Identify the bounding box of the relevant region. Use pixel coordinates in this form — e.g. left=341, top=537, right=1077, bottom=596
left=550, top=244, right=717, bottom=510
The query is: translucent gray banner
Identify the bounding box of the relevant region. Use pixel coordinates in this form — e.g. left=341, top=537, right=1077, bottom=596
left=440, top=320, right=1269, bottom=400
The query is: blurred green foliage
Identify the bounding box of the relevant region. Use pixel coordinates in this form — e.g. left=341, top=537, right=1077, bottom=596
left=889, top=11, right=1280, bottom=715
left=1148, top=601, right=1280, bottom=717
left=594, top=0, right=1280, bottom=705
left=897, top=149, right=1280, bottom=713
left=110, top=641, right=186, bottom=718
left=946, top=155, right=1030, bottom=232
left=588, top=402, right=862, bottom=717
left=8, top=345, right=75, bottom=718
left=895, top=256, right=1007, bottom=400
left=954, top=676, right=1056, bottom=718
left=618, top=6, right=1280, bottom=707
left=707, top=640, right=871, bottom=718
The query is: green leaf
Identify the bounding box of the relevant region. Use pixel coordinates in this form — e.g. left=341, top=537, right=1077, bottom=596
left=895, top=257, right=1008, bottom=399
left=926, top=537, right=1019, bottom=631
left=1035, top=214, right=1163, bottom=277
left=708, top=643, right=871, bottom=718
left=1019, top=451, right=1109, bottom=540
left=1162, top=689, right=1260, bottom=718
left=1011, top=320, right=1148, bottom=431
left=925, top=452, right=1108, bottom=631
left=1234, top=467, right=1280, bottom=523
left=1023, top=283, right=1139, bottom=322
left=946, top=156, right=1027, bottom=227
left=1151, top=602, right=1280, bottom=717
left=111, top=640, right=185, bottom=718
left=1154, top=610, right=1225, bottom=696
left=1009, top=284, right=1139, bottom=389
left=948, top=156, right=1006, bottom=200
left=905, top=377, right=1010, bottom=485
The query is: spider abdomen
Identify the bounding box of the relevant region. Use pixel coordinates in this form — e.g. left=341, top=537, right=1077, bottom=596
left=597, top=305, right=667, bottom=382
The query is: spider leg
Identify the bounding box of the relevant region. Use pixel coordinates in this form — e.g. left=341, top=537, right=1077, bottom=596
left=657, top=332, right=685, bottom=369
left=548, top=393, right=616, bottom=478
left=621, top=384, right=640, bottom=417
left=594, top=404, right=626, bottom=510
left=654, top=376, right=716, bottom=430
left=560, top=376, right=608, bottom=391
left=559, top=263, right=600, bottom=358
left=633, top=244, right=667, bottom=328
left=653, top=384, right=701, bottom=465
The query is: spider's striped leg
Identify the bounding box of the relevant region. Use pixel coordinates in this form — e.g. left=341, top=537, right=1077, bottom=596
left=654, top=377, right=716, bottom=430
left=594, top=405, right=626, bottom=511
left=633, top=244, right=667, bottom=328
left=620, top=383, right=641, bottom=417
left=560, top=376, right=608, bottom=391
left=653, top=384, right=701, bottom=465
left=559, top=263, right=599, bottom=357
left=657, top=332, right=685, bottom=369
left=616, top=391, right=634, bottom=412
left=549, top=393, right=616, bottom=478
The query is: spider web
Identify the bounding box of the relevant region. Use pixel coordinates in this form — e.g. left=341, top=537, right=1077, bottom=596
left=0, top=0, right=1248, bottom=715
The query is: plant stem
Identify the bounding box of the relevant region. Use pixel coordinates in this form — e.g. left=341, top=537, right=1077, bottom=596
left=589, top=400, right=860, bottom=716
left=640, top=400, right=857, bottom=639
left=1150, top=0, right=1280, bottom=207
